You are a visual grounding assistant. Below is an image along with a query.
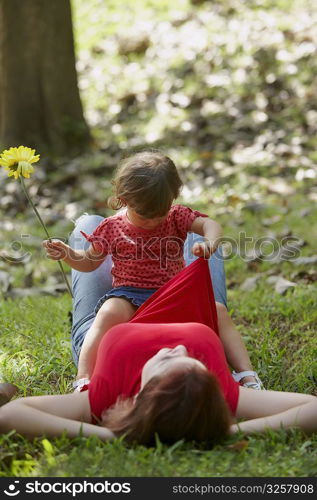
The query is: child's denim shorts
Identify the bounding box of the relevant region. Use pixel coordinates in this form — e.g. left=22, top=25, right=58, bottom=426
left=94, top=286, right=158, bottom=314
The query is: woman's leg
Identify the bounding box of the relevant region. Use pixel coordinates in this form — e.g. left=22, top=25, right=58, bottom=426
left=216, top=302, right=255, bottom=380
left=69, top=215, right=113, bottom=366
left=184, top=234, right=260, bottom=387
left=184, top=233, right=227, bottom=306
left=77, top=297, right=137, bottom=379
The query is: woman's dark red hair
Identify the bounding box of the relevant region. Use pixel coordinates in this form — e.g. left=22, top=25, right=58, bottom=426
left=102, top=366, right=231, bottom=447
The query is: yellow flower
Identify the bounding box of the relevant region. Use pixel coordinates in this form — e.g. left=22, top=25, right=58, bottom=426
left=0, top=145, right=40, bottom=179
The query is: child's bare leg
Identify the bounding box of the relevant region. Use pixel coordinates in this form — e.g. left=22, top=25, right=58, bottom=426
left=77, top=297, right=137, bottom=380
left=216, top=302, right=258, bottom=385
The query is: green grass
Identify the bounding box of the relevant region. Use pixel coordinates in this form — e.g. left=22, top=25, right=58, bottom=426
left=1, top=430, right=316, bottom=477
left=1, top=0, right=317, bottom=479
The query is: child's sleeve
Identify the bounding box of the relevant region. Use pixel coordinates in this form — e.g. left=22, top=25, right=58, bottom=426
left=173, top=204, right=209, bottom=239
left=80, top=219, right=111, bottom=256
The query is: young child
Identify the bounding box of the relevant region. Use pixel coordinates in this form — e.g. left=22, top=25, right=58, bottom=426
left=43, top=151, right=262, bottom=390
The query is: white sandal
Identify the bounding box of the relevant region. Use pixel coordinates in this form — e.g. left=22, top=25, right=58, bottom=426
left=72, top=378, right=90, bottom=392
left=232, top=370, right=264, bottom=390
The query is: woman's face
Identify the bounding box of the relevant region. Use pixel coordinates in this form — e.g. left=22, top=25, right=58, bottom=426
left=140, top=345, right=206, bottom=389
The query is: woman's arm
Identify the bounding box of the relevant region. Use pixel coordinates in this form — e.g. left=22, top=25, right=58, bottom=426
left=0, top=392, right=114, bottom=441
left=232, top=387, right=317, bottom=435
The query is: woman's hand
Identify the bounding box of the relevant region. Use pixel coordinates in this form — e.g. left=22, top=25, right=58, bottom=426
left=42, top=239, right=70, bottom=261
left=191, top=241, right=215, bottom=259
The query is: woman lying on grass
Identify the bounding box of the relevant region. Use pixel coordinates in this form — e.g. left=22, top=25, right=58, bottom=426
left=0, top=256, right=316, bottom=445
left=0, top=330, right=316, bottom=444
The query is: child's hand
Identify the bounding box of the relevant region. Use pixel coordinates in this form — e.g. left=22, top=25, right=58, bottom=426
left=191, top=241, right=215, bottom=259
left=42, top=239, right=69, bottom=261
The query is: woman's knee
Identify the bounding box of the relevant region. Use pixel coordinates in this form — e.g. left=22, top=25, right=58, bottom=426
left=69, top=214, right=103, bottom=248
left=75, top=214, right=103, bottom=227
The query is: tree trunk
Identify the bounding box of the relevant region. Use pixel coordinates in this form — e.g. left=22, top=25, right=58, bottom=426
left=0, top=0, right=91, bottom=156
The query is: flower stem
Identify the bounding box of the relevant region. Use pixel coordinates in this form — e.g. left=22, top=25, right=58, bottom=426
left=20, top=177, right=73, bottom=297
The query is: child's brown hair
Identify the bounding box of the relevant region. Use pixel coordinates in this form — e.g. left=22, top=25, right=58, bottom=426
left=108, top=151, right=183, bottom=218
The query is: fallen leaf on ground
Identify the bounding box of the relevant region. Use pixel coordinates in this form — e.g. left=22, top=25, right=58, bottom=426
left=266, top=275, right=298, bottom=294
left=240, top=275, right=262, bottom=291
left=267, top=179, right=295, bottom=196
left=274, top=277, right=297, bottom=295
left=266, top=276, right=279, bottom=285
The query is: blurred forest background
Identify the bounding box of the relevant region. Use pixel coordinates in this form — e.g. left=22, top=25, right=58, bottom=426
left=0, top=0, right=317, bottom=477
left=1, top=0, right=317, bottom=264
left=1, top=0, right=317, bottom=275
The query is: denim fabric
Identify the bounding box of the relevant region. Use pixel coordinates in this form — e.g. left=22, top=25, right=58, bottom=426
left=94, top=286, right=158, bottom=312
left=69, top=214, right=228, bottom=366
